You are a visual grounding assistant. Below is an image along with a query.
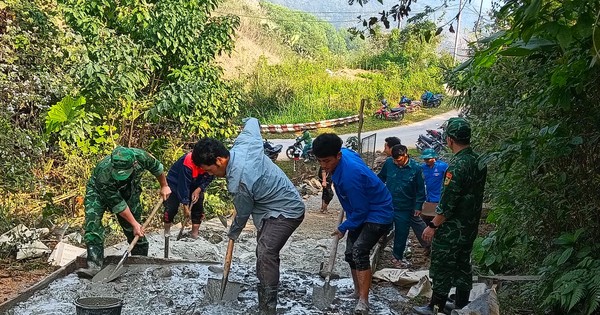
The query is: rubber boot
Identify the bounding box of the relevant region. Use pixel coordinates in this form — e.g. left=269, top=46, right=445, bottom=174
left=257, top=284, right=278, bottom=315
left=454, top=289, right=470, bottom=308
left=413, top=293, right=447, bottom=315
left=76, top=245, right=104, bottom=279
left=131, top=242, right=149, bottom=256
left=354, top=269, right=371, bottom=314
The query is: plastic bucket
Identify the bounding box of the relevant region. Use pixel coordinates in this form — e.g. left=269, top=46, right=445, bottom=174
left=74, top=297, right=123, bottom=315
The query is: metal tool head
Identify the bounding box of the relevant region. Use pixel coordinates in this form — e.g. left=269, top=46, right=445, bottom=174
left=312, top=281, right=337, bottom=310
left=204, top=278, right=242, bottom=303
left=91, top=264, right=128, bottom=283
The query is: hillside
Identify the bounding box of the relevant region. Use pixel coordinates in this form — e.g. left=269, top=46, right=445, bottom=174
left=215, top=0, right=291, bottom=79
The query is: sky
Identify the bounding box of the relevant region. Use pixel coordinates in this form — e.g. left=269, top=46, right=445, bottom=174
left=264, top=0, right=496, bottom=58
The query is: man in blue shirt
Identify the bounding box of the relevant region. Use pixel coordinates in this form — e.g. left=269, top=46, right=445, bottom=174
left=378, top=144, right=427, bottom=267
left=420, top=148, right=449, bottom=225
left=193, top=118, right=305, bottom=315
left=312, top=133, right=394, bottom=315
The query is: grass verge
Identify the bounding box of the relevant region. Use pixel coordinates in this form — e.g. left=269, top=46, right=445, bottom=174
left=263, top=106, right=453, bottom=139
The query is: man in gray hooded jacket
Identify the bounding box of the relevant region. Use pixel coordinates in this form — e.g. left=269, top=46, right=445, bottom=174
left=193, top=118, right=305, bottom=314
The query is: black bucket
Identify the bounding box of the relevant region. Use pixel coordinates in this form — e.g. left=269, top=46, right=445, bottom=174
left=74, top=297, right=123, bottom=315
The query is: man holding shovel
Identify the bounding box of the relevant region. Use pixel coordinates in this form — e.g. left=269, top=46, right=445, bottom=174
left=312, top=133, right=394, bottom=315
left=194, top=118, right=305, bottom=315
left=163, top=148, right=214, bottom=240
left=76, top=146, right=171, bottom=278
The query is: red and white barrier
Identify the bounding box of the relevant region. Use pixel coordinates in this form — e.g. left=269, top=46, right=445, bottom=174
left=260, top=115, right=360, bottom=133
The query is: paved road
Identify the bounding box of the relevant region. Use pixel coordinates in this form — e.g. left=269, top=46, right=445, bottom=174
left=270, top=110, right=459, bottom=160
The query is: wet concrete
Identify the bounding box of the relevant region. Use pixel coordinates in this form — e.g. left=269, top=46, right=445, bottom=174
left=6, top=216, right=410, bottom=314
left=7, top=262, right=406, bottom=315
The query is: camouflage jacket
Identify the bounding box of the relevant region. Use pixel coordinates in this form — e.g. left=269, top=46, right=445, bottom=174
left=435, top=147, right=487, bottom=244
left=86, top=148, right=164, bottom=214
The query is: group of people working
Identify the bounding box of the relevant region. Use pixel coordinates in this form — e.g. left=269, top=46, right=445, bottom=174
left=76, top=116, right=486, bottom=315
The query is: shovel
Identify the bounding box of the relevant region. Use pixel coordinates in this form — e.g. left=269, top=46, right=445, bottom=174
left=176, top=200, right=195, bottom=241
left=92, top=199, right=163, bottom=283
left=205, top=238, right=242, bottom=302
left=312, top=210, right=345, bottom=310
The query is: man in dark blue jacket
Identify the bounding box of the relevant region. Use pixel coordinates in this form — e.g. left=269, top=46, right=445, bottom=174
left=312, top=133, right=394, bottom=315
left=163, top=146, right=214, bottom=239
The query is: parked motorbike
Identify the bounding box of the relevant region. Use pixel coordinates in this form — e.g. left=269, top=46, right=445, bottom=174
left=263, top=139, right=283, bottom=162
left=374, top=101, right=406, bottom=120
left=415, top=133, right=447, bottom=154
left=420, top=91, right=443, bottom=108
left=285, top=138, right=316, bottom=162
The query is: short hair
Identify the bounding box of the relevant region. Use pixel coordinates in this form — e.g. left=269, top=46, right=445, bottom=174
left=449, top=136, right=471, bottom=146
left=192, top=138, right=230, bottom=166
left=312, top=133, right=343, bottom=158
left=391, top=144, right=408, bottom=159
left=385, top=137, right=401, bottom=147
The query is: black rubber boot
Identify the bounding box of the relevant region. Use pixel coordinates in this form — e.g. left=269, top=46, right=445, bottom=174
left=131, top=242, right=149, bottom=256
left=413, top=293, right=447, bottom=315
left=76, top=245, right=104, bottom=279
left=454, top=289, right=471, bottom=308
left=257, top=284, right=278, bottom=315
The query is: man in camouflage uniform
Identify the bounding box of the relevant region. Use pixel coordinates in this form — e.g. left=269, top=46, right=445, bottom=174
left=76, top=146, right=171, bottom=278
left=414, top=117, right=487, bottom=314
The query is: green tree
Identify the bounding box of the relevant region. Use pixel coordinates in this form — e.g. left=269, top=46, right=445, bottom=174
left=51, top=0, right=242, bottom=152
left=447, top=0, right=600, bottom=313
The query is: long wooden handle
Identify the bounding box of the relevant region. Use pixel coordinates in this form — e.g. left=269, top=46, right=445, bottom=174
left=126, top=199, right=163, bottom=253
left=220, top=238, right=235, bottom=298
left=325, top=210, right=345, bottom=281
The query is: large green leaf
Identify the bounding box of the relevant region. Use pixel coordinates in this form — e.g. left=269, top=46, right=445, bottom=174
left=45, top=96, right=86, bottom=133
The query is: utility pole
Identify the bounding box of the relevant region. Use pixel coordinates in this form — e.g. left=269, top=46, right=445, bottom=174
left=453, top=0, right=463, bottom=62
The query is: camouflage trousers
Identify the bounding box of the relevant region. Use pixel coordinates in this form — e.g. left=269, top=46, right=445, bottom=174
left=83, top=188, right=148, bottom=252
left=429, top=236, right=474, bottom=294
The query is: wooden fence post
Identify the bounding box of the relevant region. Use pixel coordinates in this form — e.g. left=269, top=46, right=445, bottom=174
left=357, top=99, right=366, bottom=151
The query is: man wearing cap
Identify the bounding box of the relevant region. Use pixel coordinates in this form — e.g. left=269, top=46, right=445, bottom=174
left=420, top=148, right=449, bottom=227
left=76, top=146, right=171, bottom=278
left=414, top=118, right=487, bottom=314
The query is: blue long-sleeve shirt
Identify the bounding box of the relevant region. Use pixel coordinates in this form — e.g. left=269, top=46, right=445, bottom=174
left=421, top=160, right=448, bottom=203
left=377, top=157, right=426, bottom=212
left=166, top=153, right=214, bottom=205
left=332, top=148, right=394, bottom=234
left=226, top=118, right=305, bottom=240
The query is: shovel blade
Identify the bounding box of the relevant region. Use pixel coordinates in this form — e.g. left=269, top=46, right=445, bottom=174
left=91, top=264, right=127, bottom=283
left=205, top=278, right=242, bottom=303
left=312, top=282, right=337, bottom=310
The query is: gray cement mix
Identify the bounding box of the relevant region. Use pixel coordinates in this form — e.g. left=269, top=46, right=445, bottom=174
left=6, top=196, right=408, bottom=314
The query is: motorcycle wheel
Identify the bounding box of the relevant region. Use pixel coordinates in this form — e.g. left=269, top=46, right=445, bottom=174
left=375, top=113, right=384, bottom=120
left=285, top=147, right=295, bottom=160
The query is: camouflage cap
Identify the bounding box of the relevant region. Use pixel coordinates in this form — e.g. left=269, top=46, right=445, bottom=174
left=111, top=146, right=135, bottom=181
left=445, top=117, right=471, bottom=141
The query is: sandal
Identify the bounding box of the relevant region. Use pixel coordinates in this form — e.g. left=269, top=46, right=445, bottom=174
left=390, top=258, right=411, bottom=269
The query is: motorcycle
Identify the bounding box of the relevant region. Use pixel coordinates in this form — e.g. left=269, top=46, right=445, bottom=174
left=420, top=91, right=443, bottom=108
left=285, top=138, right=316, bottom=162
left=374, top=100, right=406, bottom=120
left=415, top=129, right=448, bottom=153
left=263, top=139, right=283, bottom=162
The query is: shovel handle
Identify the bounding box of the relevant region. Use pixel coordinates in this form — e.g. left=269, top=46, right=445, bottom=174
left=220, top=238, right=235, bottom=299
left=126, top=199, right=163, bottom=254
left=325, top=211, right=345, bottom=280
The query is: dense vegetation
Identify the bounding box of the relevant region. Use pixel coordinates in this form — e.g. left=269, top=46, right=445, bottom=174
left=0, top=0, right=241, bottom=241
left=240, top=8, right=451, bottom=123
left=447, top=0, right=600, bottom=313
